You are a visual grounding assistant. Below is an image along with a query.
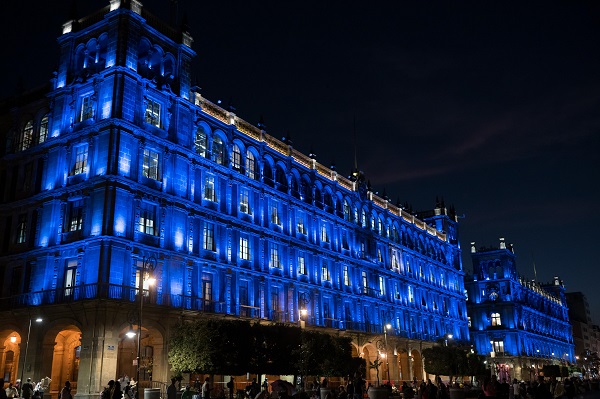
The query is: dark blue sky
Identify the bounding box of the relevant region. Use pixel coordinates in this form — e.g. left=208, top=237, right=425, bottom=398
left=2, top=1, right=599, bottom=321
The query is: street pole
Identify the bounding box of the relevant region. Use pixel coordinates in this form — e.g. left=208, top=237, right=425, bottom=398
left=384, top=324, right=391, bottom=383
left=19, top=318, right=42, bottom=393
left=136, top=256, right=156, bottom=399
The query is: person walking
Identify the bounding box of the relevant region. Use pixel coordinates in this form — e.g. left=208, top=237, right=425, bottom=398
left=60, top=381, right=73, bottom=399
left=167, top=378, right=177, bottom=399
left=202, top=377, right=211, bottom=399
left=227, top=377, right=235, bottom=399
left=6, top=383, right=18, bottom=399
left=22, top=378, right=35, bottom=399
left=1, top=379, right=9, bottom=399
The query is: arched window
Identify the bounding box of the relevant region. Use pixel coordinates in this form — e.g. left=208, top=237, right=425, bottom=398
left=212, top=136, right=225, bottom=165
left=263, top=162, right=274, bottom=187
left=491, top=312, right=502, bottom=326
left=39, top=114, right=49, bottom=144
left=275, top=165, right=288, bottom=193
left=231, top=144, right=242, bottom=171
left=246, top=151, right=256, bottom=179
left=195, top=126, right=207, bottom=157
left=21, top=120, right=33, bottom=151
left=343, top=201, right=351, bottom=221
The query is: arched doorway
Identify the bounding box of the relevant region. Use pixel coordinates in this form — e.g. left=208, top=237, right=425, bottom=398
left=47, top=325, right=82, bottom=394
left=0, top=331, right=21, bottom=384
left=411, top=350, right=423, bottom=381
left=117, top=323, right=164, bottom=386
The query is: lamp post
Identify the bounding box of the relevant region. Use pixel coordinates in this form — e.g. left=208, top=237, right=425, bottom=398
left=384, top=323, right=391, bottom=383
left=298, top=293, right=310, bottom=329
left=444, top=333, right=453, bottom=347
left=134, top=255, right=157, bottom=397
left=19, top=317, right=42, bottom=391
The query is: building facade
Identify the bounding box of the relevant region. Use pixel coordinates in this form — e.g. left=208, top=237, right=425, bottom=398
left=0, top=1, right=468, bottom=397
left=465, top=238, right=574, bottom=382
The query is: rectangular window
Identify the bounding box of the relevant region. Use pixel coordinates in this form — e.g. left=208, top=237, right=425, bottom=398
left=342, top=231, right=349, bottom=249
left=322, top=262, right=330, bottom=281
left=343, top=265, right=350, bottom=286
left=270, top=244, right=281, bottom=268
left=203, top=222, right=215, bottom=251
left=394, top=283, right=400, bottom=299
left=271, top=202, right=281, bottom=225
left=271, top=287, right=280, bottom=313
left=239, top=235, right=250, bottom=260
left=321, top=223, right=329, bottom=242
left=362, top=271, right=368, bottom=293
left=204, top=175, right=217, bottom=202
left=408, top=285, right=414, bottom=303
left=492, top=340, right=504, bottom=354
left=145, top=98, right=161, bottom=127
left=232, top=145, right=242, bottom=170
left=379, top=276, right=386, bottom=296
left=297, top=215, right=306, bottom=235
left=139, top=204, right=156, bottom=236
left=72, top=145, right=88, bottom=175
left=17, top=214, right=27, bottom=244
left=80, top=94, right=94, bottom=121
left=9, top=267, right=23, bottom=297
left=298, top=255, right=307, bottom=275
left=142, top=148, right=160, bottom=180
left=202, top=277, right=212, bottom=301
left=68, top=200, right=84, bottom=231
left=64, top=259, right=77, bottom=297
left=240, top=188, right=251, bottom=214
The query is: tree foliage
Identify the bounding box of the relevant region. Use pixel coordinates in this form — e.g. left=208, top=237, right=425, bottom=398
left=169, top=318, right=353, bottom=377
left=423, top=345, right=486, bottom=381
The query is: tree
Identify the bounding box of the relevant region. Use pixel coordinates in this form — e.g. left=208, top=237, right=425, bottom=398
left=423, top=345, right=486, bottom=383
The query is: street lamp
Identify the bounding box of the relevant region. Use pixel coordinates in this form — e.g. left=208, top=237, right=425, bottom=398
left=383, top=323, right=391, bottom=383
left=298, top=293, right=310, bottom=329
left=135, top=255, right=157, bottom=396
left=444, top=333, right=453, bottom=347
left=20, top=317, right=42, bottom=390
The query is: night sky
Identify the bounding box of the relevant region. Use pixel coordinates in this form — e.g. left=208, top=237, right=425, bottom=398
left=2, top=1, right=599, bottom=320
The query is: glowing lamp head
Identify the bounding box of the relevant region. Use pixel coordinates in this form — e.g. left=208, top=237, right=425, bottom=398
left=10, top=336, right=17, bottom=343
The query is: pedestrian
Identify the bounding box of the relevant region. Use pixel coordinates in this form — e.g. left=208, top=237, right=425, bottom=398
left=22, top=378, right=35, bottom=399
left=202, top=377, right=211, bottom=399
left=167, top=378, right=177, bottom=399
left=1, top=379, right=9, bottom=399
left=102, top=380, right=115, bottom=399
left=6, top=383, right=18, bottom=399
left=227, top=377, right=235, bottom=399
left=60, top=381, right=72, bottom=399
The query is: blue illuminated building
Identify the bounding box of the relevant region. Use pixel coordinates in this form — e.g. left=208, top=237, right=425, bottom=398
left=0, top=1, right=468, bottom=394
left=465, top=238, right=574, bottom=381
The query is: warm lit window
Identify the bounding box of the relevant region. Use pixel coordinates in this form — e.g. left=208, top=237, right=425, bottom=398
left=17, top=214, right=27, bottom=244
left=203, top=222, right=215, bottom=251
left=239, top=235, right=250, bottom=260
left=144, top=98, right=161, bottom=127
left=139, top=204, right=156, bottom=236
left=39, top=115, right=49, bottom=143
left=298, top=255, right=306, bottom=275
left=80, top=94, right=94, bottom=121
left=240, top=188, right=251, bottom=214
left=343, top=265, right=350, bottom=286
left=492, top=340, right=504, bottom=354
left=195, top=127, right=207, bottom=157
left=72, top=145, right=89, bottom=175
left=491, top=312, right=502, bottom=326
left=270, top=245, right=281, bottom=268
left=232, top=144, right=242, bottom=171
left=68, top=200, right=84, bottom=231
left=246, top=151, right=256, bottom=179
left=204, top=175, right=217, bottom=202
left=142, top=148, right=160, bottom=180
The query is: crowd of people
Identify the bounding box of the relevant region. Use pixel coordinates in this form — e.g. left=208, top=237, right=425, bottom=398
left=0, top=377, right=53, bottom=399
